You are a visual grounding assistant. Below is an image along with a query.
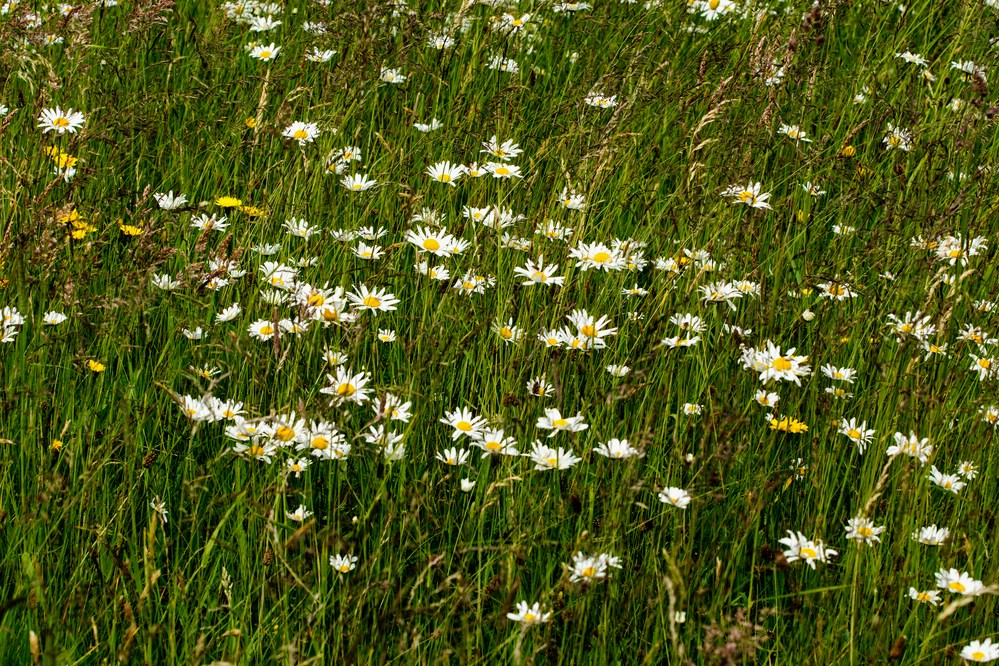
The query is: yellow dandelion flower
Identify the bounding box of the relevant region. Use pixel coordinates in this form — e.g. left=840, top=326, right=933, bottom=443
left=51, top=439, right=64, bottom=451
left=215, top=196, right=243, bottom=208
left=769, top=417, right=808, bottom=434
left=245, top=117, right=257, bottom=129
left=840, top=145, right=856, bottom=157
left=118, top=220, right=144, bottom=236
left=87, top=359, right=106, bottom=372
left=240, top=205, right=266, bottom=217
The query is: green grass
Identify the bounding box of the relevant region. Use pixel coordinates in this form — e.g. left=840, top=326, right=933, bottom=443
left=2, top=0, right=999, bottom=663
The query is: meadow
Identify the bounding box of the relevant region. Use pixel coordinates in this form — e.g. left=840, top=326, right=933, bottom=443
left=1, top=0, right=999, bottom=662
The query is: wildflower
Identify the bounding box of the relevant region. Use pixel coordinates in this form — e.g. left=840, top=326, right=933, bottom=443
left=492, top=318, right=523, bottom=343
left=593, top=438, right=642, bottom=459
left=658, top=487, right=691, bottom=509
left=37, top=106, right=86, bottom=134
left=838, top=418, right=874, bottom=454
left=769, top=416, right=808, bottom=433
left=346, top=284, right=399, bottom=314
left=283, top=121, right=320, bottom=145
left=912, top=525, right=949, bottom=546
left=845, top=516, right=885, bottom=545
left=43, top=311, right=68, bottom=325
left=536, top=408, right=588, bottom=437
left=470, top=428, right=519, bottom=457
left=778, top=530, right=838, bottom=569
left=485, top=162, right=522, bottom=179
left=507, top=601, right=551, bottom=625
left=460, top=479, right=476, bottom=492
left=330, top=554, right=358, bottom=574
left=440, top=407, right=487, bottom=440
left=960, top=639, right=999, bottom=662
left=481, top=135, right=523, bottom=161
left=87, top=359, right=106, bottom=373
left=150, top=497, right=169, bottom=525
left=321, top=367, right=373, bottom=406
left=525, top=441, right=582, bottom=470
left=928, top=465, right=965, bottom=494
left=249, top=43, right=280, bottom=61
left=908, top=588, right=940, bottom=606
left=723, top=182, right=772, bottom=209
left=779, top=124, right=812, bottom=143
left=935, top=568, right=984, bottom=596
left=435, top=447, right=470, bottom=466
left=514, top=256, right=566, bottom=286
left=341, top=173, right=377, bottom=192
left=683, top=403, right=702, bottom=416
left=286, top=505, right=313, bottom=522
left=606, top=365, right=630, bottom=377
left=379, top=67, right=406, bottom=83
left=567, top=552, right=622, bottom=583
left=887, top=431, right=933, bottom=464
left=527, top=376, right=555, bottom=398
left=426, top=161, right=466, bottom=185
left=883, top=123, right=912, bottom=151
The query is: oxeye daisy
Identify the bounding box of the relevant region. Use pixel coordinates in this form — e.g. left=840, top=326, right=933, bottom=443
left=37, top=106, right=86, bottom=134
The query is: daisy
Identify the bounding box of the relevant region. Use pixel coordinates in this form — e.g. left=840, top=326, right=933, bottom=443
left=524, top=441, right=582, bottom=470
left=778, top=530, right=838, bottom=569
left=440, top=408, right=487, bottom=440
left=844, top=516, right=884, bottom=545
left=536, top=408, right=588, bottom=437
left=330, top=554, right=358, bottom=574
left=593, top=439, right=642, bottom=459
left=426, top=161, right=466, bottom=185
left=514, top=256, right=566, bottom=286
left=506, top=601, right=551, bottom=625
left=346, top=284, right=399, bottom=314
left=484, top=162, right=522, bottom=179
left=435, top=447, right=470, bottom=466
left=282, top=121, right=320, bottom=145
left=658, top=487, right=691, bottom=509
left=37, top=106, right=86, bottom=134
left=961, top=639, right=999, bottom=662
left=341, top=173, right=377, bottom=192
left=838, top=418, right=874, bottom=454
left=321, top=367, right=372, bottom=406
left=470, top=428, right=519, bottom=457
left=911, top=525, right=949, bottom=546
left=935, top=568, right=984, bottom=596
left=249, top=42, right=280, bottom=61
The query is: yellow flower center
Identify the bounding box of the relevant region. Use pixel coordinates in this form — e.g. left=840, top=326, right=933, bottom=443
left=979, top=359, right=991, bottom=369
left=847, top=429, right=861, bottom=440
left=972, top=651, right=986, bottom=660
left=259, top=50, right=272, bottom=58
left=524, top=613, right=536, bottom=622
left=800, top=547, right=817, bottom=559
left=337, top=383, right=356, bottom=397
left=500, top=327, right=513, bottom=339
left=362, top=296, right=381, bottom=308
left=259, top=325, right=274, bottom=336
left=580, top=325, right=597, bottom=337
left=581, top=566, right=595, bottom=578
left=308, top=293, right=324, bottom=307
left=593, top=251, right=611, bottom=263
left=438, top=174, right=451, bottom=182
left=485, top=441, right=501, bottom=451
left=249, top=445, right=265, bottom=457
left=274, top=426, right=296, bottom=441
left=422, top=239, right=440, bottom=251
left=949, top=581, right=966, bottom=592
left=54, top=117, right=70, bottom=128
left=546, top=456, right=558, bottom=467
left=495, top=166, right=510, bottom=176
left=552, top=418, right=569, bottom=428
left=773, top=357, right=792, bottom=372
left=456, top=421, right=473, bottom=432
left=293, top=129, right=308, bottom=139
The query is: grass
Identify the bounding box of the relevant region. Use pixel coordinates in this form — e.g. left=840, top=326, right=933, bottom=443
left=2, top=0, right=999, bottom=663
